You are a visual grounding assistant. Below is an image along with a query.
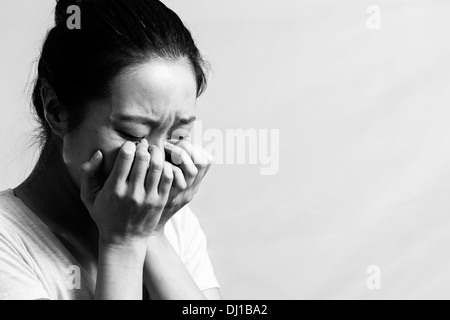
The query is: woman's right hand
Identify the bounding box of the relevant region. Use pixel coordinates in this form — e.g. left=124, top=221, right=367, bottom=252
left=78, top=139, right=174, bottom=245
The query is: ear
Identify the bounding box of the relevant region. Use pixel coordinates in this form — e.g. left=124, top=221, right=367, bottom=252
left=41, top=81, right=68, bottom=138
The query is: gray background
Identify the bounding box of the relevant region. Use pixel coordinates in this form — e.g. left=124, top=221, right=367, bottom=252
left=1, top=0, right=450, bottom=299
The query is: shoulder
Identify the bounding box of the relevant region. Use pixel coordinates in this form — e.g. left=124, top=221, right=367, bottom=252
left=164, top=205, right=206, bottom=257
left=0, top=189, right=39, bottom=242
left=168, top=205, right=201, bottom=233
left=0, top=188, right=26, bottom=222
left=0, top=188, right=17, bottom=216
left=0, top=189, right=24, bottom=238
left=0, top=188, right=57, bottom=266
left=167, top=206, right=221, bottom=291
left=0, top=189, right=43, bottom=265
left=0, top=189, right=94, bottom=299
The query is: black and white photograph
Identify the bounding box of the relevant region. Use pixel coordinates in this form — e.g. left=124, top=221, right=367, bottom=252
left=0, top=0, right=449, bottom=304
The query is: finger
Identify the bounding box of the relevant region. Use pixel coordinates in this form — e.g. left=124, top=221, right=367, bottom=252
left=79, top=150, right=103, bottom=205
left=167, top=139, right=201, bottom=165
left=167, top=140, right=213, bottom=186
left=168, top=139, right=212, bottom=173
left=158, top=162, right=174, bottom=197
left=164, top=142, right=198, bottom=187
left=145, top=145, right=164, bottom=194
left=129, top=139, right=150, bottom=192
left=168, top=162, right=187, bottom=190
left=170, top=141, right=214, bottom=192
left=107, top=141, right=136, bottom=186
left=191, top=148, right=214, bottom=188
left=174, top=139, right=211, bottom=167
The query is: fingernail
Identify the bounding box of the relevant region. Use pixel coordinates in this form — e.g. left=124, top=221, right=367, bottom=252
left=91, top=150, right=101, bottom=161
left=141, top=138, right=148, bottom=145
left=123, top=141, right=136, bottom=153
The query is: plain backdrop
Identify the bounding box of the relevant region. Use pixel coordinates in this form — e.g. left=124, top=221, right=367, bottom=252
left=2, top=0, right=450, bottom=299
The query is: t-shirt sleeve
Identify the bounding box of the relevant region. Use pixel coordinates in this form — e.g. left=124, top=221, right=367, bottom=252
left=181, top=206, right=220, bottom=291
left=0, top=234, right=50, bottom=300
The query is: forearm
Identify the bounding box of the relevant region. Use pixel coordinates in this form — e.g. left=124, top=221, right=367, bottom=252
left=143, top=235, right=206, bottom=300
left=95, top=240, right=147, bottom=300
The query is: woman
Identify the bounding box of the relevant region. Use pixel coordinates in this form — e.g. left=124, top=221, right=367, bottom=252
left=0, top=0, right=221, bottom=300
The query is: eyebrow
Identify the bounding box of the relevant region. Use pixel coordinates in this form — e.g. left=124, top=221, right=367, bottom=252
left=176, top=116, right=197, bottom=126
left=113, top=114, right=196, bottom=127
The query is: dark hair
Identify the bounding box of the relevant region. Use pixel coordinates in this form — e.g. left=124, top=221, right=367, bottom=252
left=32, top=0, right=208, bottom=152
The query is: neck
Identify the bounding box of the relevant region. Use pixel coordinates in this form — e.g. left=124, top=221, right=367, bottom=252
left=14, top=139, right=95, bottom=235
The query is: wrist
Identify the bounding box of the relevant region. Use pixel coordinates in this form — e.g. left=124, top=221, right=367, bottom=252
left=146, top=232, right=170, bottom=253
left=98, top=237, right=148, bottom=268
left=98, top=228, right=150, bottom=247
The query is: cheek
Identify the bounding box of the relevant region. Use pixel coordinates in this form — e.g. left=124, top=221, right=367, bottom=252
left=63, top=133, right=94, bottom=174
left=63, top=128, right=125, bottom=188
left=99, top=143, right=123, bottom=181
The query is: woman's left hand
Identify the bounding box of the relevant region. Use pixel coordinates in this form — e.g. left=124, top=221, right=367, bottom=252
left=150, top=139, right=213, bottom=235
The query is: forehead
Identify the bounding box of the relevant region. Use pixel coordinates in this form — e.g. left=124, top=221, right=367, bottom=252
left=108, top=59, right=198, bottom=120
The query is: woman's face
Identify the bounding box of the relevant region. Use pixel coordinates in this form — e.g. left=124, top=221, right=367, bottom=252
left=62, top=59, right=198, bottom=188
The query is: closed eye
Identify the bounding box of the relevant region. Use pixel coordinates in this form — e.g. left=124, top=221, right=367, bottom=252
left=117, top=130, right=145, bottom=142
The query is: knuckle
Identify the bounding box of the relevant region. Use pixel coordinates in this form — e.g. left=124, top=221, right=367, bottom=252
left=183, top=148, right=193, bottom=159
left=135, top=150, right=150, bottom=163
left=190, top=155, right=201, bottom=166
left=162, top=163, right=174, bottom=181
left=79, top=164, right=89, bottom=176
left=204, top=151, right=215, bottom=164
left=188, top=166, right=198, bottom=177
left=175, top=141, right=189, bottom=152
left=172, top=166, right=183, bottom=176
left=148, top=145, right=162, bottom=156
left=145, top=194, right=157, bottom=205
left=176, top=180, right=187, bottom=190
left=150, top=159, right=164, bottom=172
left=129, top=193, right=143, bottom=206
left=172, top=150, right=184, bottom=165
left=162, top=171, right=174, bottom=182
left=148, top=146, right=164, bottom=170
left=175, top=146, right=187, bottom=158
left=146, top=196, right=164, bottom=209
left=111, top=186, right=125, bottom=199
left=197, top=161, right=208, bottom=169
left=172, top=168, right=186, bottom=190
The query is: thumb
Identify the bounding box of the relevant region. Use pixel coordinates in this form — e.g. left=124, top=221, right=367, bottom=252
left=79, top=150, right=103, bottom=206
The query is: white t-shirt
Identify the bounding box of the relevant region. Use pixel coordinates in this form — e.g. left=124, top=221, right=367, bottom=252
left=0, top=189, right=219, bottom=300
